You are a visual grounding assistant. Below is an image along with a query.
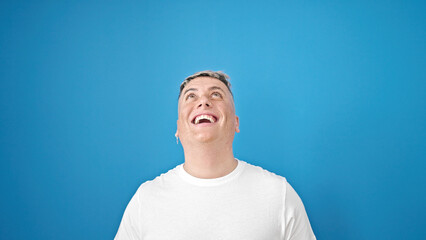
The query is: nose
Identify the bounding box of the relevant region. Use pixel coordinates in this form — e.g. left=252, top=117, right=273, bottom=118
left=197, top=96, right=211, bottom=108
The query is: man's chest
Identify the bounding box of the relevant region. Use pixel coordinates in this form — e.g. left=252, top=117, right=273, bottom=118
left=138, top=189, right=284, bottom=240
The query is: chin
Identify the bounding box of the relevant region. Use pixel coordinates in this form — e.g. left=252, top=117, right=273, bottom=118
left=194, top=133, right=217, bottom=143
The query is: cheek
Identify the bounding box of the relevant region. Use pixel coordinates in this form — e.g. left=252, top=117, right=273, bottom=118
left=178, top=107, right=191, bottom=124
left=224, top=103, right=236, bottom=115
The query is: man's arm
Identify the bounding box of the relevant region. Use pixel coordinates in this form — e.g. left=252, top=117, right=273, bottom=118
left=115, top=191, right=141, bottom=240
left=283, top=182, right=316, bottom=240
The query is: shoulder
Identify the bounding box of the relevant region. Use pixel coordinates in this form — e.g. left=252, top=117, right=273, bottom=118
left=239, top=160, right=307, bottom=204
left=133, top=165, right=181, bottom=198
left=242, top=162, right=303, bottom=205
left=238, top=160, right=288, bottom=196
left=241, top=160, right=287, bottom=184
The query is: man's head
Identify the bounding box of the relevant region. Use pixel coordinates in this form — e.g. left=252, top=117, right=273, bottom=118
left=176, top=71, right=239, bottom=147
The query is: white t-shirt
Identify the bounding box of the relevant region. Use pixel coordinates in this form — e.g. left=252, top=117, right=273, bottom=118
left=115, top=160, right=316, bottom=240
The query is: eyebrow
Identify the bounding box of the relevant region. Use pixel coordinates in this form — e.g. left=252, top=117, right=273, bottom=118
left=183, top=86, right=226, bottom=97
left=183, top=88, right=197, bottom=96
left=209, top=86, right=225, bottom=94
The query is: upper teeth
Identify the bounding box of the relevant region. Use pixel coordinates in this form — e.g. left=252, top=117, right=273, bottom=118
left=195, top=115, right=215, bottom=124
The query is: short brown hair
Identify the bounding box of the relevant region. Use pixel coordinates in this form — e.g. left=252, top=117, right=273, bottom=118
left=179, top=70, right=233, bottom=99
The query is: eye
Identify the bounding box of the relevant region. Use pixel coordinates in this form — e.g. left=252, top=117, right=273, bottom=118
left=211, top=92, right=222, bottom=98
left=186, top=93, right=196, bottom=100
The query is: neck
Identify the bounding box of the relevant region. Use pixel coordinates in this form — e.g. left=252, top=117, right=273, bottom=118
left=182, top=142, right=237, bottom=179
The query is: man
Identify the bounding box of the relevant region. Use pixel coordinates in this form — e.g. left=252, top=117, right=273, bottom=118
left=115, top=71, right=316, bottom=240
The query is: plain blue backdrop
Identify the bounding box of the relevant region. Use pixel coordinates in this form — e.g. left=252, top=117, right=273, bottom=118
left=1, top=0, right=425, bottom=239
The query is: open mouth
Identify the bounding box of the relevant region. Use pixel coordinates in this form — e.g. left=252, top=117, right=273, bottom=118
left=191, top=114, right=218, bottom=125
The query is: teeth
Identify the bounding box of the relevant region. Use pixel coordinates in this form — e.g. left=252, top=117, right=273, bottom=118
left=195, top=115, right=215, bottom=124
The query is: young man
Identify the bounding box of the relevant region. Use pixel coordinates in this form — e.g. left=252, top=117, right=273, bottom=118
left=115, top=71, right=316, bottom=240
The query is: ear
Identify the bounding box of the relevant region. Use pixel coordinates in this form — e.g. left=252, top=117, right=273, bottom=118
left=235, top=116, right=240, bottom=133
left=175, top=120, right=179, bottom=137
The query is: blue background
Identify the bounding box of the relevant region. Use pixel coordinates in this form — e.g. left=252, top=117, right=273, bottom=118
left=1, top=0, right=425, bottom=239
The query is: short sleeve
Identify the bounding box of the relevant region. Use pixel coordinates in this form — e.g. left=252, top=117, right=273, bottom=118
left=283, top=181, right=316, bottom=240
left=115, top=190, right=142, bottom=240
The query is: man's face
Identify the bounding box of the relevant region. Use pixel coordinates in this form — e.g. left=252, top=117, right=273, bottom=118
left=176, top=77, right=239, bottom=146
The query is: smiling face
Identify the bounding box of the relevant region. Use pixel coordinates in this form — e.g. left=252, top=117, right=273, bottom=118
left=176, top=77, right=239, bottom=146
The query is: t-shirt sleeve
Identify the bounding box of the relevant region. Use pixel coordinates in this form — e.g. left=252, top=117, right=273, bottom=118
left=283, top=181, right=316, bottom=240
left=115, top=190, right=142, bottom=240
